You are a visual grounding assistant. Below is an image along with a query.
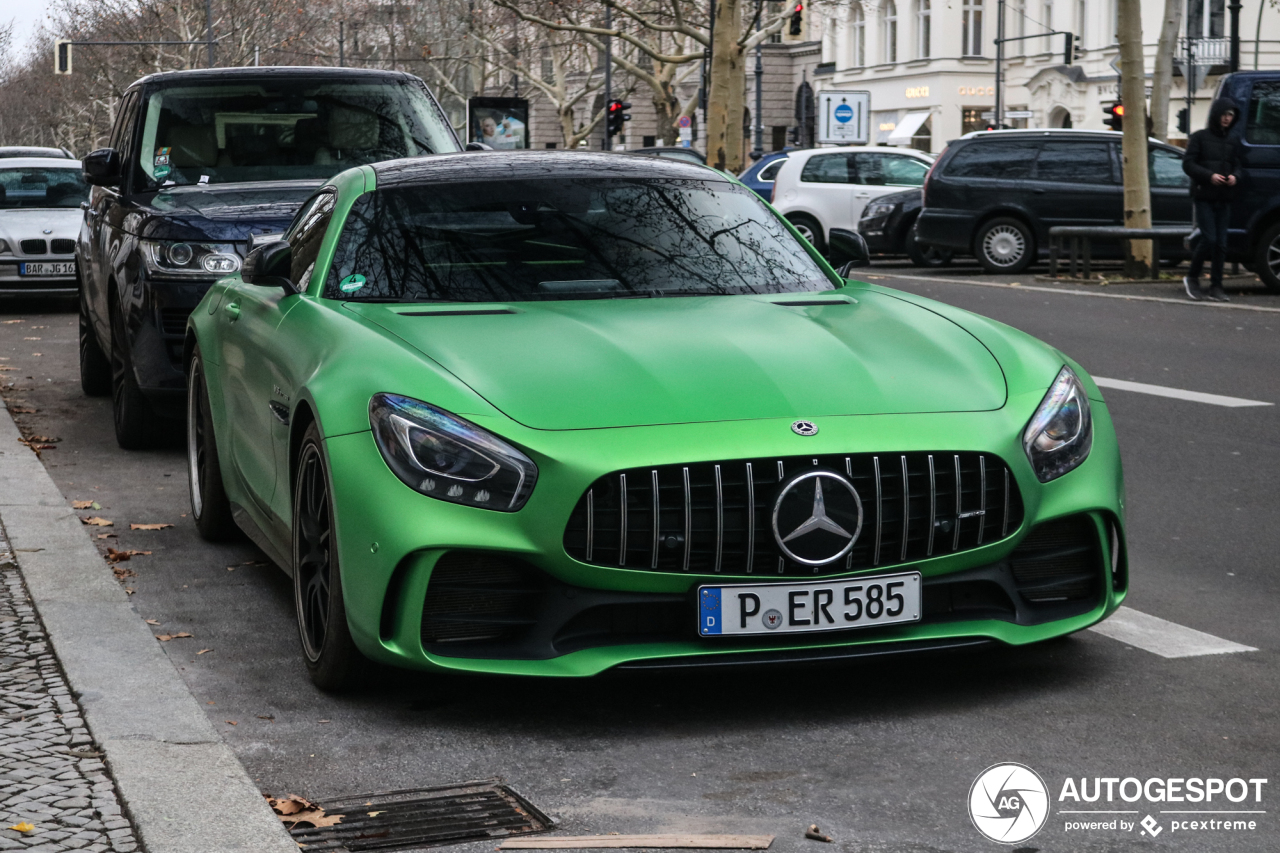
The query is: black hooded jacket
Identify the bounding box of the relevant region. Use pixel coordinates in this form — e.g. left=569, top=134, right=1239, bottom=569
left=1183, top=98, right=1242, bottom=202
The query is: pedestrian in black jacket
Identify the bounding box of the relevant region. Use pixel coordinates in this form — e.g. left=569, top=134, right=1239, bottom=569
left=1182, top=98, right=1241, bottom=302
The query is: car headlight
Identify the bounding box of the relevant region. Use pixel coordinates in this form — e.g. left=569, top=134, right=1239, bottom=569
left=142, top=240, right=241, bottom=278
left=0, top=239, right=10, bottom=255
left=1023, top=366, right=1093, bottom=482
left=369, top=393, right=538, bottom=511
left=864, top=202, right=895, bottom=219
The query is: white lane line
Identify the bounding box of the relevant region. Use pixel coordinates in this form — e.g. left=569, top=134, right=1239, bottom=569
left=1093, top=377, right=1274, bottom=408
left=1089, top=606, right=1257, bottom=658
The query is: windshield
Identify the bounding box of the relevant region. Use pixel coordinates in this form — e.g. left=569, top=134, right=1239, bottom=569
left=324, top=177, right=835, bottom=302
left=132, top=79, right=456, bottom=191
left=0, top=167, right=88, bottom=209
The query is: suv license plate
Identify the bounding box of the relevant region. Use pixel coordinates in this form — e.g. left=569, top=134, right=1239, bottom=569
left=699, top=572, right=921, bottom=636
left=20, top=262, right=76, bottom=276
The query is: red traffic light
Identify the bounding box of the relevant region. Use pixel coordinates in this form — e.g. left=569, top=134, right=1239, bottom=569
left=793, top=2, right=804, bottom=10
left=1113, top=104, right=1124, bottom=117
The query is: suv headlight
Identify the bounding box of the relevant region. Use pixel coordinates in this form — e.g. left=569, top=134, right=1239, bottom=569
left=142, top=240, right=241, bottom=278
left=370, top=394, right=538, bottom=511
left=863, top=201, right=895, bottom=219
left=1023, top=366, right=1093, bottom=482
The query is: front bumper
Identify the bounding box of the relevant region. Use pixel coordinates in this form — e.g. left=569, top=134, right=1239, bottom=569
left=129, top=272, right=219, bottom=414
left=323, top=401, right=1127, bottom=677
left=0, top=260, right=77, bottom=297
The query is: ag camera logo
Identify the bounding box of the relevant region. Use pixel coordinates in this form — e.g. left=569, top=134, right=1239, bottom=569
left=969, top=763, right=1050, bottom=844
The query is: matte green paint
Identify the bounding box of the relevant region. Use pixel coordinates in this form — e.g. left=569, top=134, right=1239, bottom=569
left=187, top=163, right=1128, bottom=677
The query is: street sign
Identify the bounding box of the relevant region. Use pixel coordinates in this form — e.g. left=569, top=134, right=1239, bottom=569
left=679, top=126, right=693, bottom=141
left=817, top=91, right=870, bottom=144
left=677, top=115, right=692, bottom=129
left=981, top=110, right=1034, bottom=120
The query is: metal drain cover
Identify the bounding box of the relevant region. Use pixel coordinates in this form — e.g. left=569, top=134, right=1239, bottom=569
left=289, top=780, right=554, bottom=852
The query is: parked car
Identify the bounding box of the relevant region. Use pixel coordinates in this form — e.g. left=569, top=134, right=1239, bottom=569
left=630, top=146, right=706, bottom=165
left=77, top=66, right=461, bottom=449
left=183, top=150, right=1125, bottom=687
left=916, top=129, right=1192, bottom=274
left=1214, top=70, right=1280, bottom=291
left=858, top=187, right=954, bottom=267
left=0, top=147, right=75, bottom=160
left=770, top=146, right=934, bottom=252
left=0, top=157, right=89, bottom=298
left=738, top=149, right=796, bottom=200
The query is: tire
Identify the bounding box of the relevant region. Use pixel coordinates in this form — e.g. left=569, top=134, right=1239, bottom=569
left=1253, top=221, right=1280, bottom=293
left=293, top=422, right=363, bottom=691
left=108, top=297, right=161, bottom=450
left=906, top=221, right=954, bottom=268
left=186, top=348, right=237, bottom=541
left=79, top=289, right=111, bottom=397
left=787, top=214, right=826, bottom=253
left=975, top=216, right=1036, bottom=274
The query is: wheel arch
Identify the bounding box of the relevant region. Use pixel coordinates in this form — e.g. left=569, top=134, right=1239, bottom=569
left=288, top=399, right=319, bottom=497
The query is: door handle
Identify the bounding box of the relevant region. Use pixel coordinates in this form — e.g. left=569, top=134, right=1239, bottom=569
left=223, top=301, right=241, bottom=321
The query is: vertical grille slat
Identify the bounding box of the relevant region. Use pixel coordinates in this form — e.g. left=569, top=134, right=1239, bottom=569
left=565, top=451, right=1024, bottom=577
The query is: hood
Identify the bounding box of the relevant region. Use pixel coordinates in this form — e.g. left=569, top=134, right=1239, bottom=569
left=133, top=180, right=322, bottom=241
left=1208, top=97, right=1240, bottom=135
left=348, top=291, right=1007, bottom=431
left=0, top=208, right=82, bottom=248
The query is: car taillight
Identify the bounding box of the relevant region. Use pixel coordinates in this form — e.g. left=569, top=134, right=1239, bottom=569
left=921, top=153, right=943, bottom=207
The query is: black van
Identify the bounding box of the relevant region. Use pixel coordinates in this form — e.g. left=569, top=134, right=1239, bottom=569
left=916, top=129, right=1192, bottom=274
left=1212, top=70, right=1280, bottom=291
left=78, top=67, right=461, bottom=448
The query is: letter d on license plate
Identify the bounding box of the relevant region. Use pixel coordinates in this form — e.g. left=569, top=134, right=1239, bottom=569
left=699, top=572, right=921, bottom=636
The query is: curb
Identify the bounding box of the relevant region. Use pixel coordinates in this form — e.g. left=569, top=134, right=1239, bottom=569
left=0, top=405, right=297, bottom=853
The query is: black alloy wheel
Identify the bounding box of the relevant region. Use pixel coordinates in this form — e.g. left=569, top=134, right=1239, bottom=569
left=975, top=216, right=1036, bottom=274
left=79, top=286, right=111, bottom=397
left=108, top=297, right=160, bottom=450
left=293, top=422, right=361, bottom=690
left=906, top=221, right=954, bottom=268
left=186, top=348, right=236, bottom=541
left=1254, top=221, right=1280, bottom=293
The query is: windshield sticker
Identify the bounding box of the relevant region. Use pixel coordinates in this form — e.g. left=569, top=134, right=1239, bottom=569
left=154, top=164, right=171, bottom=180
left=339, top=274, right=367, bottom=294
left=154, top=146, right=171, bottom=166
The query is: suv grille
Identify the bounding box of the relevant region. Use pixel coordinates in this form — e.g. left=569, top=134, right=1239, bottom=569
left=20, top=239, right=47, bottom=255
left=158, top=307, right=192, bottom=336
left=564, top=452, right=1024, bottom=578
left=50, top=239, right=75, bottom=255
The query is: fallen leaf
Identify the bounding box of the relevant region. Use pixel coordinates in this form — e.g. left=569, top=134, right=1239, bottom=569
left=22, top=337, right=40, bottom=341
left=805, top=825, right=833, bottom=843
left=72, top=500, right=95, bottom=509
left=0, top=319, right=22, bottom=324
left=197, top=648, right=213, bottom=655
left=226, top=720, right=237, bottom=725
left=367, top=811, right=384, bottom=817
left=80, top=517, right=113, bottom=527
left=266, top=795, right=345, bottom=829
left=106, top=548, right=151, bottom=564
left=145, top=619, right=160, bottom=625
left=96, top=533, right=118, bottom=539
left=0, top=366, right=14, bottom=371
left=130, top=523, right=173, bottom=530
left=7, top=822, right=34, bottom=833
left=318, top=719, right=331, bottom=724
left=27, top=435, right=59, bottom=443
left=155, top=632, right=193, bottom=641
left=32, top=353, right=41, bottom=356
left=124, top=587, right=135, bottom=595
left=111, top=566, right=136, bottom=581
left=258, top=715, right=275, bottom=721
left=10, top=406, right=35, bottom=413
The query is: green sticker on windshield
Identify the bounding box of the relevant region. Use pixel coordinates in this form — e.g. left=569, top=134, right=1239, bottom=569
left=154, top=164, right=171, bottom=180
left=339, top=274, right=367, bottom=293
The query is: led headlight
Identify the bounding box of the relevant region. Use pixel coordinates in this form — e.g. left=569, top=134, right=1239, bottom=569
left=142, top=240, right=241, bottom=278
left=369, top=394, right=537, bottom=511
left=1023, top=366, right=1093, bottom=482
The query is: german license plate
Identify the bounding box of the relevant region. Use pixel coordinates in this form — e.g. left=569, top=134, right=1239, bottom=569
left=699, top=571, right=921, bottom=636
left=20, top=262, right=75, bottom=276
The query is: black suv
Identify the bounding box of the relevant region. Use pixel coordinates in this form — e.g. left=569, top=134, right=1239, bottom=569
left=916, top=129, right=1192, bottom=273
left=1213, top=70, right=1280, bottom=290
left=78, top=66, right=460, bottom=448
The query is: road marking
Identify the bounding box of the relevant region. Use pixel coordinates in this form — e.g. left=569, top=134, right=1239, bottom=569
left=1089, top=606, right=1257, bottom=658
left=1093, top=377, right=1273, bottom=408
left=867, top=272, right=1280, bottom=314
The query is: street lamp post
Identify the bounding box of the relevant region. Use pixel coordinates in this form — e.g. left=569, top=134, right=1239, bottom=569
left=753, top=14, right=763, bottom=159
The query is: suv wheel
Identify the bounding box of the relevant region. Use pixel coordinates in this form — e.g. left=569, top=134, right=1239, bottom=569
left=109, top=298, right=161, bottom=450
left=787, top=214, right=826, bottom=253
left=906, top=221, right=954, bottom=268
left=976, top=217, right=1035, bottom=274
left=1253, top=221, right=1280, bottom=293
left=79, top=288, right=111, bottom=397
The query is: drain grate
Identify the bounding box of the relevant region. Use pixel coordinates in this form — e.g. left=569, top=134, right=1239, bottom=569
left=288, top=780, right=554, bottom=852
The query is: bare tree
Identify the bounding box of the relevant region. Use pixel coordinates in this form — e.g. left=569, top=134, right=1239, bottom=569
left=1150, top=0, right=1182, bottom=142
left=1116, top=0, right=1153, bottom=276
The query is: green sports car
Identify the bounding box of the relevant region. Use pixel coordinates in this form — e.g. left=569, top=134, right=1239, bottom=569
left=184, top=151, right=1127, bottom=688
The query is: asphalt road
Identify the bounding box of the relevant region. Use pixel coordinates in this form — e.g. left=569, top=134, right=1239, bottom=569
left=1, top=262, right=1277, bottom=852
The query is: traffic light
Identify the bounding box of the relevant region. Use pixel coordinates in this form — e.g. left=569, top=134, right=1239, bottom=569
left=607, top=99, right=631, bottom=137
left=790, top=2, right=804, bottom=36
left=1177, top=107, right=1190, bottom=134
left=1063, top=33, right=1083, bottom=64
left=788, top=125, right=801, bottom=146
left=54, top=40, right=72, bottom=75
left=1104, top=102, right=1123, bottom=131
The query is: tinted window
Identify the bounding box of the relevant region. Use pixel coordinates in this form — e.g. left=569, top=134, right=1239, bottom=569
left=1150, top=147, right=1190, bottom=188
left=856, top=153, right=928, bottom=186
left=1034, top=142, right=1115, bottom=184
left=325, top=178, right=833, bottom=303
left=1246, top=81, right=1280, bottom=145
left=0, top=167, right=89, bottom=209
left=943, top=141, right=1039, bottom=178
left=759, top=158, right=787, bottom=181
left=287, top=192, right=336, bottom=285
left=800, top=154, right=854, bottom=183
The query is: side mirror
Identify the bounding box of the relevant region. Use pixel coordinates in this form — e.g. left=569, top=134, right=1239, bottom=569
left=242, top=239, right=297, bottom=292
left=82, top=148, right=122, bottom=187
left=828, top=228, right=871, bottom=277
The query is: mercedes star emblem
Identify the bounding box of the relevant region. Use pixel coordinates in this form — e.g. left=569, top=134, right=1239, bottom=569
left=772, top=470, right=863, bottom=566
left=791, top=420, right=818, bottom=436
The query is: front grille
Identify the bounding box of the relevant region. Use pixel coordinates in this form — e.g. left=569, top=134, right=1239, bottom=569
left=158, top=306, right=192, bottom=336
left=564, top=452, right=1024, bottom=578
left=20, top=239, right=46, bottom=255
left=50, top=239, right=75, bottom=255
left=1010, top=515, right=1100, bottom=603
left=421, top=552, right=544, bottom=645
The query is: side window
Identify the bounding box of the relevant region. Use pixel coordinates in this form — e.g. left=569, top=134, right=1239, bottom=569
left=759, top=158, right=787, bottom=181
left=943, top=141, right=1039, bottom=179
left=858, top=154, right=928, bottom=187
left=1034, top=142, right=1115, bottom=185
left=1150, top=148, right=1191, bottom=188
left=108, top=93, right=137, bottom=152
left=287, top=192, right=336, bottom=286
left=1246, top=81, right=1280, bottom=145
left=800, top=154, right=855, bottom=183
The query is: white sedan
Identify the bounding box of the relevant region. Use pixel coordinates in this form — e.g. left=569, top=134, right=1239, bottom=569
left=770, top=146, right=933, bottom=252
left=0, top=157, right=88, bottom=298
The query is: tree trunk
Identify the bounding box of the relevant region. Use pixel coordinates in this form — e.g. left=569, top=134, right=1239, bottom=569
left=1150, top=0, right=1183, bottom=142
left=1117, top=0, right=1153, bottom=277
left=652, top=78, right=681, bottom=146
left=707, top=0, right=743, bottom=172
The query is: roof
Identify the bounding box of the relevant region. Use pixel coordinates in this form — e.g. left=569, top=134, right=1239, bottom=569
left=0, top=147, right=73, bottom=159
left=779, top=146, right=935, bottom=162
left=0, top=157, right=83, bottom=169
left=956, top=128, right=1181, bottom=149
left=371, top=150, right=725, bottom=185
left=126, top=65, right=420, bottom=92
